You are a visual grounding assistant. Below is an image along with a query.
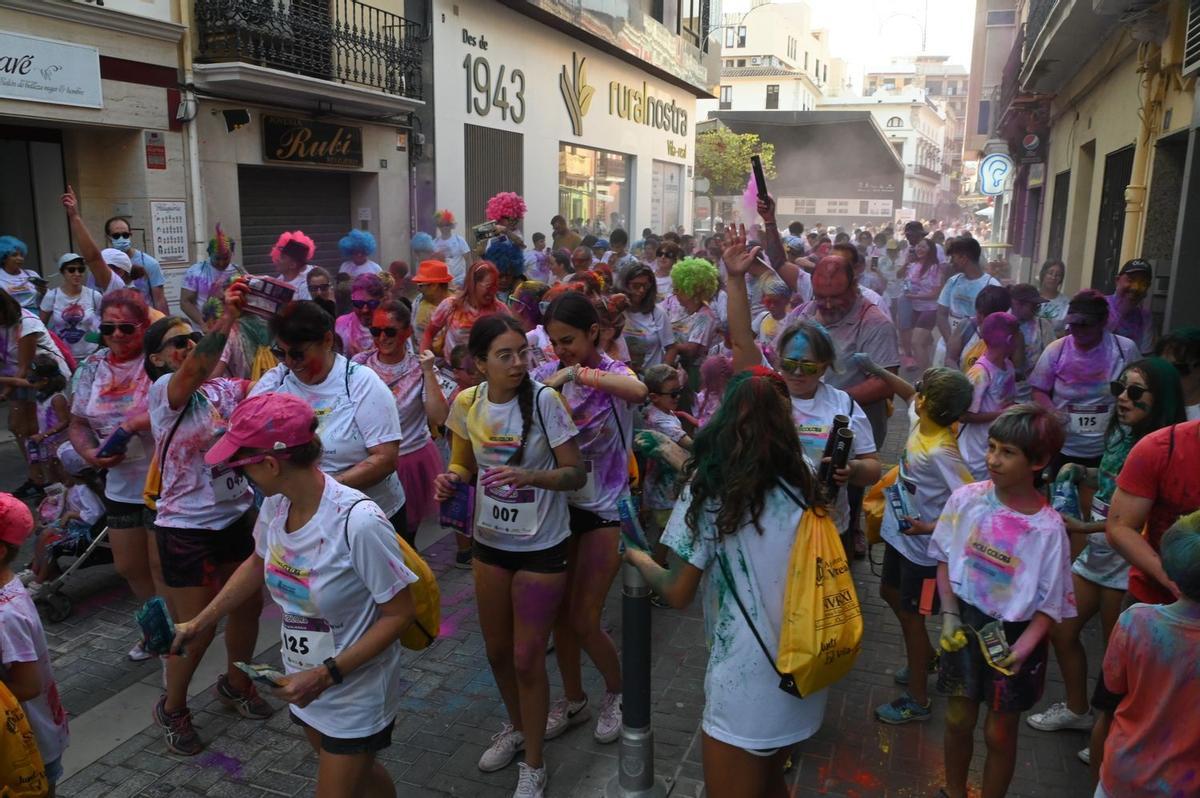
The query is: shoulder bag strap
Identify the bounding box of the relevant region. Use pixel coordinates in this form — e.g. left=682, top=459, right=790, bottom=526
left=341, top=497, right=372, bottom=550
left=149, top=405, right=190, bottom=502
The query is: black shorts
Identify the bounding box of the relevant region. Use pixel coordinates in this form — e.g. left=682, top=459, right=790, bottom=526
left=936, top=601, right=1049, bottom=713
left=389, top=507, right=411, bottom=547
left=568, top=505, right=619, bottom=536
left=155, top=510, right=256, bottom=588
left=103, top=497, right=151, bottom=530
left=881, top=543, right=940, bottom=615
left=473, top=539, right=569, bottom=574
left=290, top=711, right=393, bottom=755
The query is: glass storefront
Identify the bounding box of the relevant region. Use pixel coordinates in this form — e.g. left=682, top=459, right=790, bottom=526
left=651, top=159, right=683, bottom=233
left=558, top=144, right=632, bottom=236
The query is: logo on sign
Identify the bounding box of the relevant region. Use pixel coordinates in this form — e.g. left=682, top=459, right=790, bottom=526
left=559, top=52, right=594, bottom=137
left=978, top=152, right=1013, bottom=196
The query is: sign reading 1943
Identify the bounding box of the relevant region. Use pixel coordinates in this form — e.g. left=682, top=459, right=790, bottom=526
left=262, top=116, right=363, bottom=168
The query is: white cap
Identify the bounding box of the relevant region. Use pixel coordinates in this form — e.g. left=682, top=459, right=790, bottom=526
left=101, top=248, right=132, bottom=273
left=57, top=253, right=85, bottom=269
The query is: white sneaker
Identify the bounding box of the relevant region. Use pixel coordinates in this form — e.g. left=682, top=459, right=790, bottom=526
left=1077, top=746, right=1091, bottom=765
left=545, top=695, right=589, bottom=740
left=1026, top=702, right=1093, bottom=732
left=513, top=761, right=547, bottom=798
left=128, top=640, right=154, bottom=662
left=594, top=691, right=622, bottom=743
left=478, top=723, right=524, bottom=772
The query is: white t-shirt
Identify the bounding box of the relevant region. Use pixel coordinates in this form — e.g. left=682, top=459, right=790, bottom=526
left=789, top=384, right=875, bottom=532
left=882, top=419, right=974, bottom=566
left=149, top=375, right=253, bottom=530
left=446, top=381, right=578, bottom=552
left=959, top=356, right=1017, bottom=480
left=662, top=483, right=828, bottom=749
left=0, top=576, right=69, bottom=764
left=655, top=274, right=673, bottom=300
left=85, top=270, right=128, bottom=296
left=40, top=286, right=103, bottom=359
left=251, top=355, right=406, bottom=516
left=2, top=311, right=70, bottom=380
left=351, top=352, right=433, bottom=455
left=255, top=477, right=417, bottom=738
left=71, top=349, right=153, bottom=503
left=432, top=234, right=472, bottom=285
left=1188, top=403, right=1200, bottom=422
left=937, top=272, right=1001, bottom=327
left=928, top=481, right=1076, bottom=623
left=622, top=307, right=671, bottom=372
left=276, top=265, right=314, bottom=301
left=339, top=259, right=382, bottom=279
left=0, top=268, right=42, bottom=310
left=636, top=404, right=687, bottom=511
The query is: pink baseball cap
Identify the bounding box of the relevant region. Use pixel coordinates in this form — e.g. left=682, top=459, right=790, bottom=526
left=0, top=493, right=34, bottom=547
left=204, top=393, right=316, bottom=467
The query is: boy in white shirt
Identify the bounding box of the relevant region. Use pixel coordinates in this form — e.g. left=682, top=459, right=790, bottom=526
left=929, top=404, right=1075, bottom=798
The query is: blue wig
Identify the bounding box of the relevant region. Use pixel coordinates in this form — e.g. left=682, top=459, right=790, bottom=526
left=339, top=229, right=376, bottom=258
left=411, top=232, right=435, bottom=254
left=487, top=237, right=525, bottom=277
left=0, top=236, right=28, bottom=264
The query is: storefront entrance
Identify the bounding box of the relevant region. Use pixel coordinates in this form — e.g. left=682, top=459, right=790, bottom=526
left=0, top=125, right=70, bottom=275
left=237, top=166, right=352, bottom=275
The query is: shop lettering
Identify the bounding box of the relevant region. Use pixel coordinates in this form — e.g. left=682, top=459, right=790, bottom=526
left=0, top=54, right=33, bottom=75
left=461, top=28, right=489, bottom=49
left=261, top=116, right=364, bottom=167
left=822, top=589, right=855, bottom=611
left=608, top=80, right=688, bottom=136
left=275, top=127, right=353, bottom=161
left=667, top=141, right=687, bottom=158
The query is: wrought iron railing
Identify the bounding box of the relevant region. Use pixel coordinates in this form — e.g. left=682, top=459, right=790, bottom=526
left=195, top=0, right=423, bottom=100
left=998, top=23, right=1026, bottom=119
left=1026, top=0, right=1058, bottom=49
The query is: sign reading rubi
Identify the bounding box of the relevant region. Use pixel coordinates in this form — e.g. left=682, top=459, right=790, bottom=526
left=262, top=116, right=363, bottom=168
left=0, top=32, right=102, bottom=109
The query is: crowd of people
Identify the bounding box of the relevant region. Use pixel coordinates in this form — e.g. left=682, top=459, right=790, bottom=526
left=0, top=186, right=1198, bottom=798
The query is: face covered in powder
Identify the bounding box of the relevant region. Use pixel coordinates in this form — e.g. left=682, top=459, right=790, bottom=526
left=778, top=329, right=828, bottom=398
left=810, top=258, right=857, bottom=325
left=370, top=308, right=410, bottom=359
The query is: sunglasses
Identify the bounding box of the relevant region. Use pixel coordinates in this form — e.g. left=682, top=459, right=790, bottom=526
left=652, top=389, right=683, bottom=399
left=1110, top=381, right=1148, bottom=402
left=779, top=358, right=825, bottom=376
left=370, top=326, right=400, bottom=338
left=100, top=322, right=141, bottom=336
left=62, top=265, right=86, bottom=275
left=352, top=299, right=381, bottom=311
left=161, top=332, right=203, bottom=352
left=656, top=251, right=675, bottom=259
left=223, top=449, right=295, bottom=474
left=269, top=341, right=316, bottom=361
left=108, top=233, right=131, bottom=241
left=308, top=283, right=332, bottom=295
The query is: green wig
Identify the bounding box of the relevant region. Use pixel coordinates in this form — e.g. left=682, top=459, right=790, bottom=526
left=670, top=257, right=719, bottom=303
left=207, top=223, right=235, bottom=257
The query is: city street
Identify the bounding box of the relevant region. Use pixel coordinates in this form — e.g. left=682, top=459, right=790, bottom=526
left=4, top=403, right=1101, bottom=798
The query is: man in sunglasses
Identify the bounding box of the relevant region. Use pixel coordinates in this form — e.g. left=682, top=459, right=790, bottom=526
left=1106, top=259, right=1155, bottom=355
left=1156, top=327, right=1200, bottom=421
left=105, top=216, right=168, bottom=314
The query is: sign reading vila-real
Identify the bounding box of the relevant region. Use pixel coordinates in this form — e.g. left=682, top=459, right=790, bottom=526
left=0, top=32, right=102, bottom=109
left=262, top=116, right=363, bottom=168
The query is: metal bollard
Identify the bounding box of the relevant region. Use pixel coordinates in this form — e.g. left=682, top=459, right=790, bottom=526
left=606, top=562, right=667, bottom=798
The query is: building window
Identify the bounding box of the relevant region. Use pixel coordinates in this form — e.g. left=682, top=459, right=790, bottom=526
left=977, top=99, right=992, bottom=135
left=927, top=79, right=942, bottom=95
left=725, top=27, right=734, bottom=48
left=815, top=58, right=820, bottom=77
left=986, top=9, right=1017, bottom=26
left=766, top=84, right=779, bottom=109
left=823, top=64, right=828, bottom=83
left=886, top=116, right=904, bottom=128
left=737, top=58, right=746, bottom=67
left=559, top=144, right=631, bottom=239
left=680, top=0, right=703, bottom=47
left=719, top=85, right=732, bottom=110
left=804, top=51, right=809, bottom=70
left=737, top=26, right=747, bottom=47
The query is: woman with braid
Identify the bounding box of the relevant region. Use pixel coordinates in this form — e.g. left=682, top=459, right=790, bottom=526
left=433, top=314, right=585, bottom=798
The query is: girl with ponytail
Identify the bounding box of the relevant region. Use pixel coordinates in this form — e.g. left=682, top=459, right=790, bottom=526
left=433, top=313, right=585, bottom=797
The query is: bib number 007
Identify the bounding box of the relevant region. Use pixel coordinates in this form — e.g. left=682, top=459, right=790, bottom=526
left=492, top=505, right=520, bottom=523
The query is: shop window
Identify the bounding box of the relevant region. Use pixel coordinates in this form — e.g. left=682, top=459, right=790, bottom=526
left=559, top=144, right=632, bottom=239
left=766, top=84, right=779, bottom=109
left=651, top=160, right=684, bottom=232
left=719, top=85, right=732, bottom=110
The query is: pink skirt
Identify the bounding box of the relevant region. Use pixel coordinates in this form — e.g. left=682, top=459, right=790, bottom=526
left=396, top=438, right=442, bottom=531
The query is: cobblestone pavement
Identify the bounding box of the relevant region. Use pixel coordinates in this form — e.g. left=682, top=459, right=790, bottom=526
left=9, top=400, right=1103, bottom=797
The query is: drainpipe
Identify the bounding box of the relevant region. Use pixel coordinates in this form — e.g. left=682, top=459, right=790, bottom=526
left=1119, top=40, right=1164, bottom=265
left=178, top=0, right=207, bottom=259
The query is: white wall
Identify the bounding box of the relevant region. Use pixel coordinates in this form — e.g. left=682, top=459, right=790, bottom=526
left=432, top=0, right=695, bottom=235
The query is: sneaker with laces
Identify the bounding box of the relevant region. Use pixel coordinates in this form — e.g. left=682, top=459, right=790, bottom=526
left=593, top=691, right=622, bottom=743
left=478, top=723, right=524, bottom=772
left=217, top=673, right=274, bottom=719
left=545, top=695, right=589, bottom=740
left=874, top=693, right=932, bottom=725
left=153, top=695, right=203, bottom=755
left=513, top=761, right=547, bottom=798
left=128, top=640, right=154, bottom=662
left=1026, top=702, right=1093, bottom=732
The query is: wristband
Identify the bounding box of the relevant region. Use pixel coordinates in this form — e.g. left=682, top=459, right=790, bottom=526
left=323, top=657, right=344, bottom=685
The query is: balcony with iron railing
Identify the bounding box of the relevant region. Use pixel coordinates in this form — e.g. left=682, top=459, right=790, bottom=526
left=1020, top=0, right=1124, bottom=94
left=907, top=164, right=941, bottom=181
left=193, top=0, right=424, bottom=114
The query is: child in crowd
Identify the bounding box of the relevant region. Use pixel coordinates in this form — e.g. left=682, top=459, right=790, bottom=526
left=25, top=442, right=107, bottom=588
left=949, top=284, right=1012, bottom=372
left=875, top=367, right=975, bottom=725
left=930, top=404, right=1075, bottom=798
left=1097, top=511, right=1200, bottom=798
left=0, top=356, right=71, bottom=489
left=410, top=259, right=454, bottom=348
left=694, top=355, right=733, bottom=428
left=0, top=493, right=69, bottom=796
left=958, top=312, right=1019, bottom=480
left=753, top=274, right=790, bottom=353
left=1008, top=284, right=1056, bottom=402
left=442, top=343, right=481, bottom=567
left=635, top=364, right=694, bottom=576
left=662, top=257, right=719, bottom=401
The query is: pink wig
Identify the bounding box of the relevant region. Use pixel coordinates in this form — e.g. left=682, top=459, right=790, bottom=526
left=271, top=231, right=316, bottom=265
left=485, top=192, right=527, bottom=222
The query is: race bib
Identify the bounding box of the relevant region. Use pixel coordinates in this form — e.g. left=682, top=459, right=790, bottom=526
left=280, top=614, right=335, bottom=672
left=209, top=466, right=248, bottom=503
left=567, top=460, right=596, bottom=505
left=476, top=481, right=537, bottom=537
left=1068, top=404, right=1109, bottom=436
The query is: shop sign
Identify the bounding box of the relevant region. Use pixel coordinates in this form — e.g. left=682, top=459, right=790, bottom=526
left=778, top=197, right=894, bottom=218
left=0, top=32, right=102, bottom=109
left=150, top=201, right=188, bottom=264
left=262, top=116, right=363, bottom=168
left=978, top=152, right=1014, bottom=196
left=557, top=51, right=688, bottom=139
left=144, top=131, right=167, bottom=170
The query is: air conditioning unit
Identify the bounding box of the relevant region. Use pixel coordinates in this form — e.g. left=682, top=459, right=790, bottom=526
left=751, top=56, right=762, bottom=65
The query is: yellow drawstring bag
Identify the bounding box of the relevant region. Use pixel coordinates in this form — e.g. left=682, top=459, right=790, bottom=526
left=863, top=465, right=900, bottom=546
left=0, top=682, right=47, bottom=797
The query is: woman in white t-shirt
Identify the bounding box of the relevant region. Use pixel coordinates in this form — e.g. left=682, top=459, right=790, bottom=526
left=337, top=229, right=382, bottom=280
left=251, top=301, right=408, bottom=539
left=0, top=235, right=44, bottom=311
left=532, top=293, right=647, bottom=746
left=176, top=392, right=418, bottom=796
left=352, top=299, right=449, bottom=536
left=41, top=253, right=103, bottom=360
left=624, top=369, right=828, bottom=797
left=621, top=263, right=671, bottom=374
left=434, top=314, right=584, bottom=797
left=271, top=231, right=316, bottom=301
left=68, top=289, right=161, bottom=660
left=142, top=288, right=273, bottom=756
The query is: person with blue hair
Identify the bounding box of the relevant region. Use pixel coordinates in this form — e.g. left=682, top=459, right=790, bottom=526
left=337, top=229, right=381, bottom=280
left=484, top=236, right=525, bottom=305
left=0, top=235, right=41, bottom=311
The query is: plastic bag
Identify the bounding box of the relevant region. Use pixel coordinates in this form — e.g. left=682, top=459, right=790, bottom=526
left=863, top=466, right=899, bottom=546
left=1050, top=471, right=1081, bottom=519
left=776, top=508, right=864, bottom=696
left=0, top=681, right=47, bottom=797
